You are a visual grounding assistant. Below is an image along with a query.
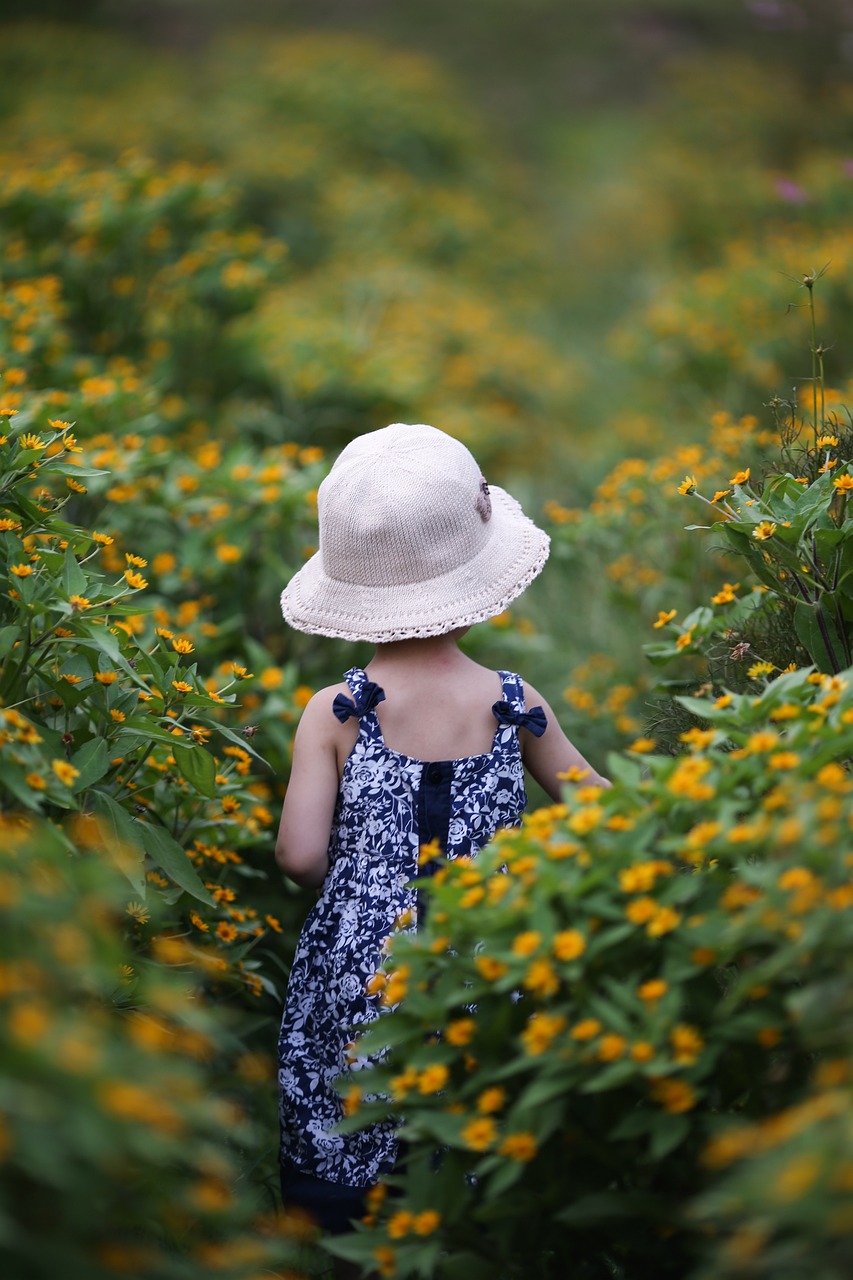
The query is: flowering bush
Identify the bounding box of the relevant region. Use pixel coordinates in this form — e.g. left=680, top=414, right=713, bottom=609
left=331, top=664, right=853, bottom=1278
left=0, top=818, right=314, bottom=1280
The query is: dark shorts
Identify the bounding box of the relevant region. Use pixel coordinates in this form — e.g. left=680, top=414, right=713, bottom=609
left=280, top=1162, right=368, bottom=1235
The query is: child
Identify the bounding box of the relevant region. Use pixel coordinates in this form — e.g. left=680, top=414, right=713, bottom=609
left=275, top=423, right=608, bottom=1232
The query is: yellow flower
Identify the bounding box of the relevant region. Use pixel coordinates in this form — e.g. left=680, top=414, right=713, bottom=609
left=216, top=544, right=242, bottom=564
left=25, top=772, right=46, bottom=791
left=52, top=759, right=80, bottom=787
left=110, top=709, right=126, bottom=723
left=171, top=680, right=193, bottom=694
left=512, top=930, right=541, bottom=957
left=341, top=1085, right=362, bottom=1117
left=68, top=594, right=90, bottom=610
left=747, top=730, right=779, bottom=753
left=95, top=671, right=118, bottom=685
left=172, top=637, right=195, bottom=654
left=125, top=553, right=148, bottom=568
left=773, top=1155, right=822, bottom=1202
left=474, top=956, right=508, bottom=982
left=10, top=563, right=32, bottom=577
left=747, top=660, right=776, bottom=679
left=598, top=1034, right=627, bottom=1062
left=620, top=861, right=674, bottom=894
left=637, top=979, right=668, bottom=1003
left=498, top=1132, right=538, bottom=1162
left=523, top=958, right=559, bottom=998
left=412, top=1209, right=441, bottom=1235
left=631, top=1041, right=656, bottom=1062
left=520, top=1012, right=566, bottom=1056
left=730, top=468, right=750, bottom=485
left=570, top=1018, right=601, bottom=1041
left=373, top=1245, right=397, bottom=1277
left=19, top=433, right=46, bottom=451
left=445, top=1018, right=476, bottom=1047
left=552, top=929, right=586, bottom=961
left=477, top=1086, right=506, bottom=1114
left=677, top=475, right=697, bottom=496
left=125, top=901, right=150, bottom=924
left=92, top=531, right=114, bottom=545
left=0, top=517, right=21, bottom=531
left=653, top=609, right=677, bottom=629
left=123, top=570, right=148, bottom=589
left=259, top=666, right=283, bottom=689
left=647, top=906, right=682, bottom=937
left=294, top=684, right=314, bottom=707
left=670, top=1024, right=705, bottom=1064
left=628, top=737, right=657, bottom=753
left=711, top=582, right=739, bottom=605
left=460, top=1116, right=496, bottom=1151
left=832, top=473, right=853, bottom=493
left=710, top=489, right=731, bottom=504
left=387, top=1209, right=414, bottom=1239
left=216, top=921, right=238, bottom=943
left=417, top=1064, right=449, bottom=1094
left=626, top=897, right=657, bottom=925
left=752, top=521, right=777, bottom=541
left=817, top=434, right=839, bottom=448
left=650, top=1078, right=697, bottom=1113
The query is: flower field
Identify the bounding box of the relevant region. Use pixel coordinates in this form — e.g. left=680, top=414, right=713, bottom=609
left=2, top=13, right=853, bottom=1280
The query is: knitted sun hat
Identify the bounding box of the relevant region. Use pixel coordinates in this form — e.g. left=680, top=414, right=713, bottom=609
left=280, top=423, right=550, bottom=643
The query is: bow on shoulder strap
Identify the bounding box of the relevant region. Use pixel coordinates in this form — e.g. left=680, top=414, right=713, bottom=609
left=491, top=700, right=547, bottom=738
left=333, top=680, right=386, bottom=724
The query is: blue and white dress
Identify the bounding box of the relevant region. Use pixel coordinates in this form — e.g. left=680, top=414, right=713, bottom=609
left=278, top=666, right=546, bottom=1202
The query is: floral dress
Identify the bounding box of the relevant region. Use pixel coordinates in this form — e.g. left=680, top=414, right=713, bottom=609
left=277, top=665, right=546, bottom=1201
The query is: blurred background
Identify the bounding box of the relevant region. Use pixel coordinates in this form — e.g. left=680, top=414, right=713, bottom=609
left=2, top=6, right=853, bottom=1273
left=3, top=0, right=853, bottom=755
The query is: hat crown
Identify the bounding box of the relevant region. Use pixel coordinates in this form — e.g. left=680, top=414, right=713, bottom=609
left=318, top=424, right=490, bottom=588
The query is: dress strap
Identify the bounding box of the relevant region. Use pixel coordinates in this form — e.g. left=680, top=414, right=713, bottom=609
left=492, top=670, right=547, bottom=738
left=497, top=670, right=526, bottom=712
left=335, top=667, right=386, bottom=740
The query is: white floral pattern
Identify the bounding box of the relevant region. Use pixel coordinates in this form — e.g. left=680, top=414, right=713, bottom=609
left=278, top=666, right=539, bottom=1188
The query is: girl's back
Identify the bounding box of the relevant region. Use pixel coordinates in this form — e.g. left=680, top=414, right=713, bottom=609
left=360, top=644, right=508, bottom=763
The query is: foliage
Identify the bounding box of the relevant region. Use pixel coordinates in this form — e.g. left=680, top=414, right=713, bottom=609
left=332, top=664, right=853, bottom=1279
left=0, top=820, right=314, bottom=1279
left=0, top=25, right=573, bottom=466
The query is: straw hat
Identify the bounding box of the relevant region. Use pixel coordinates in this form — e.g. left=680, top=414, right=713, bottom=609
left=280, top=423, right=550, bottom=642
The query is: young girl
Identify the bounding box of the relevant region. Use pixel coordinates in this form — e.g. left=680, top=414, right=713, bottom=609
left=275, top=423, right=608, bottom=1232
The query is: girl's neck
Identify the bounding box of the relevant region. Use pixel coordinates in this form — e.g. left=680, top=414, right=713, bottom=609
left=366, top=629, right=472, bottom=675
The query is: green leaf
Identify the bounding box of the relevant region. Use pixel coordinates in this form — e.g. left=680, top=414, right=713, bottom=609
left=557, top=1190, right=661, bottom=1225
left=171, top=742, right=217, bottom=798
left=515, top=1073, right=573, bottom=1111
left=137, top=822, right=215, bottom=905
left=0, top=626, right=20, bottom=652
left=793, top=600, right=848, bottom=672
left=70, top=737, right=110, bottom=793
left=0, top=763, right=46, bottom=811
left=648, top=1112, right=690, bottom=1160
left=88, top=790, right=146, bottom=895
left=61, top=545, right=87, bottom=597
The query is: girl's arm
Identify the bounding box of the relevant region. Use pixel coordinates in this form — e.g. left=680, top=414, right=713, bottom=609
left=520, top=681, right=611, bottom=801
left=275, top=693, right=342, bottom=889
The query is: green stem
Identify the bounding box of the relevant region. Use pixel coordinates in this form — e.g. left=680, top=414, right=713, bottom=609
left=809, top=284, right=818, bottom=442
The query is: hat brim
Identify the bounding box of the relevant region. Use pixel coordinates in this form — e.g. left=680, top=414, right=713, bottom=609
left=280, top=484, right=550, bottom=643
